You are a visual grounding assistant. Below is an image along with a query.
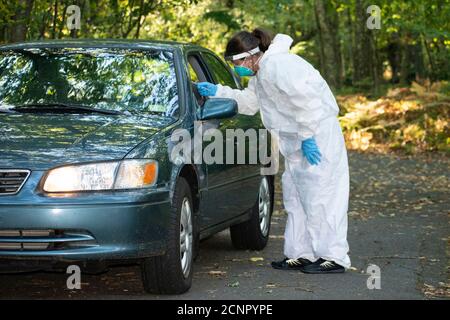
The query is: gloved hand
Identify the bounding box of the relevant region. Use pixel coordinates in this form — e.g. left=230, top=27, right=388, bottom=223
left=301, top=137, right=322, bottom=165
left=197, top=82, right=218, bottom=97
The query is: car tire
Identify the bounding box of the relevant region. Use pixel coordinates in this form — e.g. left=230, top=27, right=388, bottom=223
left=230, top=176, right=274, bottom=251
left=141, top=177, right=195, bottom=294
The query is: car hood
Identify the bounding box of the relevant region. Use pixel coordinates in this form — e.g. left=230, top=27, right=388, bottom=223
left=0, top=113, right=174, bottom=170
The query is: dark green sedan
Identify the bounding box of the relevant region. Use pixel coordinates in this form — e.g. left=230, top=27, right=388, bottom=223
left=0, top=40, right=274, bottom=294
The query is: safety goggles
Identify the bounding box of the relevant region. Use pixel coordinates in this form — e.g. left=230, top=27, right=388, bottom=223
left=224, top=46, right=260, bottom=63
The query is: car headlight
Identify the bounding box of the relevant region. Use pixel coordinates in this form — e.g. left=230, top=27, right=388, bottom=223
left=42, top=160, right=158, bottom=192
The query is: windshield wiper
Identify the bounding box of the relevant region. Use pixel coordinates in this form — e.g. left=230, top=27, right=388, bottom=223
left=11, top=103, right=123, bottom=115
left=0, top=109, right=16, bottom=114
left=0, top=104, right=17, bottom=114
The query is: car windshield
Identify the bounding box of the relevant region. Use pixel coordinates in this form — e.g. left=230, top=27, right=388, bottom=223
left=0, top=47, right=179, bottom=117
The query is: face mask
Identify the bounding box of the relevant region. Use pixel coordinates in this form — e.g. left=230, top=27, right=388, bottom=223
left=233, top=53, right=263, bottom=77
left=234, top=65, right=255, bottom=77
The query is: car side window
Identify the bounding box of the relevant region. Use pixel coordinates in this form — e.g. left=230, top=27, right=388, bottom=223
left=202, top=53, right=238, bottom=89
left=188, top=62, right=200, bottom=82
left=187, top=54, right=208, bottom=106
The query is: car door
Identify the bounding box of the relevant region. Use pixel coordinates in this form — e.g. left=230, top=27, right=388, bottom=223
left=199, top=51, right=262, bottom=223
left=185, top=52, right=236, bottom=229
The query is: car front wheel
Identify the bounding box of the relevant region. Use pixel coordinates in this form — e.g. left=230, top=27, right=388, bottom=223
left=141, top=177, right=194, bottom=294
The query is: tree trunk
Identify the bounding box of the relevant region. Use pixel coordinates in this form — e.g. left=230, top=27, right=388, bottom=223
left=387, top=33, right=401, bottom=83
left=51, top=0, right=58, bottom=39
left=353, top=0, right=372, bottom=84
left=399, top=32, right=426, bottom=84
left=342, top=7, right=354, bottom=84
left=399, top=41, right=409, bottom=85
left=370, top=31, right=380, bottom=95
left=422, top=35, right=436, bottom=81
left=314, top=0, right=342, bottom=89
left=38, top=10, right=48, bottom=39
left=10, top=0, right=34, bottom=42
left=134, top=0, right=145, bottom=39
left=0, top=26, right=6, bottom=43
left=58, top=4, right=68, bottom=39
left=352, top=0, right=381, bottom=93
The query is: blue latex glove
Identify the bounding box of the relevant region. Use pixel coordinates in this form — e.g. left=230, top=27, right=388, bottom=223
left=197, top=82, right=217, bottom=97
left=301, top=137, right=322, bottom=165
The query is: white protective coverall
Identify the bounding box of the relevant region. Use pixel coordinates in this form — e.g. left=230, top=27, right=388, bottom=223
left=215, top=34, right=351, bottom=268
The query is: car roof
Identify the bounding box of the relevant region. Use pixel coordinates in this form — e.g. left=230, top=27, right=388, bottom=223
left=0, top=39, right=207, bottom=53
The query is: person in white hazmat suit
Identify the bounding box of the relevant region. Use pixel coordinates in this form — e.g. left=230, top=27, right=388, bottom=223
left=197, top=28, right=351, bottom=273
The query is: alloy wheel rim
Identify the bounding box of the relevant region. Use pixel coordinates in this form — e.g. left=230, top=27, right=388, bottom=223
left=180, top=197, right=193, bottom=278
left=258, top=177, right=271, bottom=237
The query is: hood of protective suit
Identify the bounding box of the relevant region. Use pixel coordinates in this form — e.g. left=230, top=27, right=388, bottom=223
left=260, top=34, right=294, bottom=63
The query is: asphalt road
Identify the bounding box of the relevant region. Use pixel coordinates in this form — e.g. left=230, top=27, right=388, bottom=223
left=0, top=151, right=448, bottom=299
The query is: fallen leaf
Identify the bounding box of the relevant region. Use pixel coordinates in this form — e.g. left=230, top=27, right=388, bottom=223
left=208, top=270, right=227, bottom=276
left=250, top=257, right=264, bottom=262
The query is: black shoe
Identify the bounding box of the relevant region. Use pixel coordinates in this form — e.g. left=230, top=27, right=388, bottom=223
left=271, top=257, right=313, bottom=270
left=300, top=258, right=345, bottom=274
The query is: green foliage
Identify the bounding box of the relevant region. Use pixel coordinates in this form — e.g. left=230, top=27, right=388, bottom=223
left=203, top=10, right=240, bottom=30
left=1, top=0, right=448, bottom=85
left=1, top=0, right=449, bottom=154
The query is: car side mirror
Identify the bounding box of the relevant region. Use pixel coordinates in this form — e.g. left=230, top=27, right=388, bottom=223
left=197, top=98, right=238, bottom=121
